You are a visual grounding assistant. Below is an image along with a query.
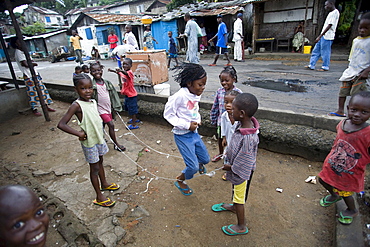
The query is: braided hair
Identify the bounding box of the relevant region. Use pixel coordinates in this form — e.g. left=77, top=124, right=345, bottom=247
left=220, top=66, right=238, bottom=83
left=174, top=63, right=207, bottom=88
left=73, top=73, right=91, bottom=87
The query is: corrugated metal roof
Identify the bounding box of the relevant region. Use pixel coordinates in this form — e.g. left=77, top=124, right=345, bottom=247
left=86, top=13, right=142, bottom=23
left=24, top=29, right=67, bottom=39
left=26, top=5, right=61, bottom=15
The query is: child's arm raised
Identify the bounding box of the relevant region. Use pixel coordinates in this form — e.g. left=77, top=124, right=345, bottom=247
left=57, top=102, right=87, bottom=141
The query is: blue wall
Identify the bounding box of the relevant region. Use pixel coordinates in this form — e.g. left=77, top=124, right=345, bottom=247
left=96, top=25, right=121, bottom=46
left=151, top=20, right=178, bottom=51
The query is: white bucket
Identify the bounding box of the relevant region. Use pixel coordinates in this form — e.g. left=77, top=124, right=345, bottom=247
left=153, top=83, right=170, bottom=96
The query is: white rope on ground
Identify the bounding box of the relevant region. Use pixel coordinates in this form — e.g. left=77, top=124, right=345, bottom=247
left=103, top=112, right=224, bottom=189
left=116, top=112, right=183, bottom=159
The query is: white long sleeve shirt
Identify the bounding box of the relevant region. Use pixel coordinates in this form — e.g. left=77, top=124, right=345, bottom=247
left=163, top=87, right=201, bottom=135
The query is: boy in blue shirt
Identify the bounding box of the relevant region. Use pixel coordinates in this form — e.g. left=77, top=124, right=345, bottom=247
left=167, top=31, right=179, bottom=68
left=208, top=14, right=232, bottom=66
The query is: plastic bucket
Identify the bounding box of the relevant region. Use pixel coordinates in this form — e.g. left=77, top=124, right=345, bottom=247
left=303, top=46, right=312, bottom=54
left=153, top=83, right=170, bottom=96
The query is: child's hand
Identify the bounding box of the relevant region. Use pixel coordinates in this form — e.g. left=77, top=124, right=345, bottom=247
left=189, top=121, right=198, bottom=131
left=222, top=137, right=227, bottom=147
left=78, top=131, right=87, bottom=141
left=222, top=164, right=231, bottom=171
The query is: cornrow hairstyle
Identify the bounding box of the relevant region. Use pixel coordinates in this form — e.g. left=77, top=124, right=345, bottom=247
left=225, top=89, right=241, bottom=97
left=173, top=63, right=207, bottom=88
left=361, top=11, right=370, bottom=21
left=234, top=93, right=258, bottom=117
left=349, top=91, right=370, bottom=104
left=220, top=66, right=238, bottom=82
left=89, top=61, right=104, bottom=69
left=73, top=73, right=91, bottom=87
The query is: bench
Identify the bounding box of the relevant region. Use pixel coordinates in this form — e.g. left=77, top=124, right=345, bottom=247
left=276, top=38, right=291, bottom=52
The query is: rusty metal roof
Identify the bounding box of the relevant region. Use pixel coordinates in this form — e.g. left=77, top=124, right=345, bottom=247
left=86, top=13, right=142, bottom=23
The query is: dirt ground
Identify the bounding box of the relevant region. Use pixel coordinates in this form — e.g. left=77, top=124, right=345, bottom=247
left=0, top=101, right=335, bottom=246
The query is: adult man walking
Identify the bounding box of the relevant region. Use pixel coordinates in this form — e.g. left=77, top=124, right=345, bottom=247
left=305, top=0, right=339, bottom=71
left=208, top=14, right=231, bottom=66
left=70, top=30, right=84, bottom=65
left=180, top=13, right=200, bottom=64
left=233, top=13, right=244, bottom=62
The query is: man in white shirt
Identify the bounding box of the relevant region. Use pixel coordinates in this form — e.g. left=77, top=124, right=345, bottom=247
left=233, top=13, right=244, bottom=62
left=305, top=0, right=339, bottom=71
left=123, top=25, right=138, bottom=50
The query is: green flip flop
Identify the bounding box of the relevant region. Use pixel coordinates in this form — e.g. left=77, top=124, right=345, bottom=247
left=221, top=224, right=248, bottom=236
left=319, top=195, right=342, bottom=207
left=338, top=212, right=354, bottom=225
left=212, top=203, right=233, bottom=212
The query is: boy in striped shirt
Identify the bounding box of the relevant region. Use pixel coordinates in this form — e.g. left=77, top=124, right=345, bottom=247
left=211, top=93, right=259, bottom=236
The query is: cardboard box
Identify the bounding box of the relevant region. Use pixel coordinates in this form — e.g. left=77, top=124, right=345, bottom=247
left=126, top=50, right=168, bottom=85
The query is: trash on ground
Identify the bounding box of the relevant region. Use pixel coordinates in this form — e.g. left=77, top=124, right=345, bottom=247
left=305, top=176, right=317, bottom=184
left=276, top=188, right=283, bottom=193
left=144, top=148, right=150, bottom=152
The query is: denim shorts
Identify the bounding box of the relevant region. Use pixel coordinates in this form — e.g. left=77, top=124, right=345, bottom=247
left=124, top=96, right=139, bottom=115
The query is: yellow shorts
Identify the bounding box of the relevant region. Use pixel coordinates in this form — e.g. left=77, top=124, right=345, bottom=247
left=333, top=188, right=354, bottom=197
left=233, top=180, right=247, bottom=204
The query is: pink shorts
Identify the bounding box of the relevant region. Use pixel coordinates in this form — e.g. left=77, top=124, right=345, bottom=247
left=100, top=114, right=113, bottom=123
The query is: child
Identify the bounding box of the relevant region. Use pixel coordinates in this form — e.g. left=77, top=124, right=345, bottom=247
left=109, top=58, right=140, bottom=130
left=328, top=12, right=370, bottom=117
left=81, top=64, right=89, bottom=74
left=91, top=46, right=100, bottom=60
left=212, top=93, right=259, bottom=236
left=167, top=31, right=179, bottom=68
left=318, top=91, right=370, bottom=225
left=58, top=73, right=119, bottom=207
left=210, top=66, right=242, bottom=162
left=90, top=62, right=126, bottom=151
left=0, top=184, right=50, bottom=247
left=73, top=66, right=82, bottom=77
left=163, top=63, right=210, bottom=195
left=220, top=90, right=241, bottom=180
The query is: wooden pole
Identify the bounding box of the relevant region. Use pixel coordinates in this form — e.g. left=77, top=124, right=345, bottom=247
left=302, top=0, right=309, bottom=54
left=6, top=0, right=50, bottom=121
left=0, top=31, right=19, bottom=90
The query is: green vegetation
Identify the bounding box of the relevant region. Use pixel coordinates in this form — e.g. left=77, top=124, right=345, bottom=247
left=338, top=0, right=357, bottom=37
left=167, top=0, right=195, bottom=12
left=21, top=21, right=46, bottom=35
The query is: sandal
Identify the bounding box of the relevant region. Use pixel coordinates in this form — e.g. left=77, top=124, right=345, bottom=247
left=199, top=164, right=207, bottom=174
left=211, top=154, right=223, bottom=162
left=114, top=144, right=126, bottom=152
left=174, top=181, right=193, bottom=196
left=337, top=211, right=357, bottom=225
left=101, top=183, right=120, bottom=191
left=93, top=198, right=116, bottom=207
left=127, top=124, right=139, bottom=130
left=127, top=119, right=141, bottom=124
left=319, top=195, right=342, bottom=207
left=33, top=109, right=42, bottom=116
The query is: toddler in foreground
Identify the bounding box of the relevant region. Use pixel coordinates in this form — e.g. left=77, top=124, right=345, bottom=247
left=212, top=93, right=259, bottom=236
left=58, top=73, right=119, bottom=207
left=163, top=63, right=210, bottom=195
left=0, top=185, right=49, bottom=247
left=319, top=91, right=370, bottom=225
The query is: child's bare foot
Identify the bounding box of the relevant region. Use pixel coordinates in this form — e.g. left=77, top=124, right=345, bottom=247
left=114, top=144, right=126, bottom=152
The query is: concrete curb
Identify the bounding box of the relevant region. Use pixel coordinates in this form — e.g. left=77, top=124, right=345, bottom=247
left=335, top=195, right=364, bottom=247
left=46, top=83, right=338, bottom=163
